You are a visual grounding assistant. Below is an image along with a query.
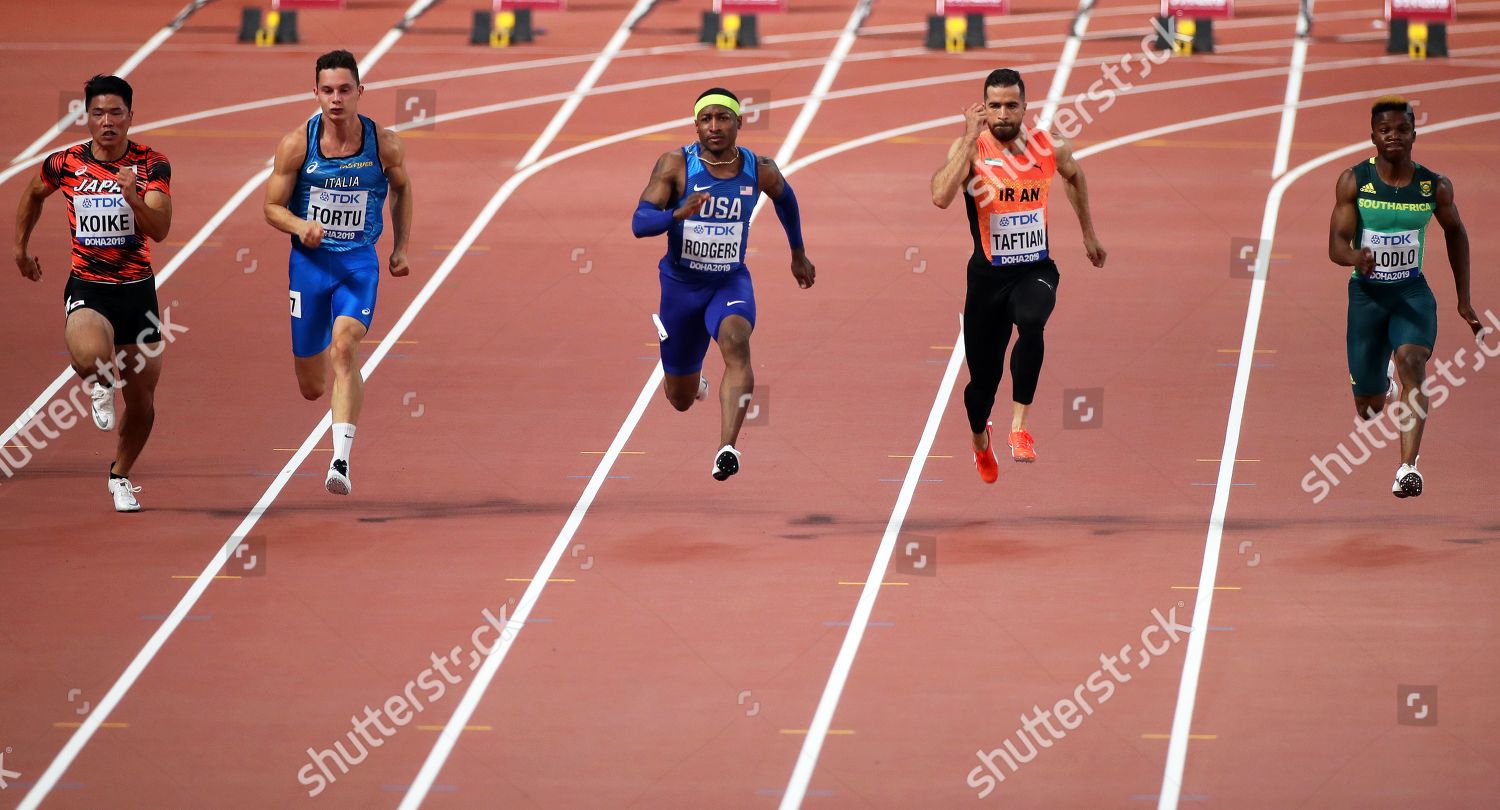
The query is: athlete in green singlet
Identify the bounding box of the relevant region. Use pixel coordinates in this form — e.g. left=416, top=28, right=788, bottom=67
left=1328, top=95, right=1483, bottom=498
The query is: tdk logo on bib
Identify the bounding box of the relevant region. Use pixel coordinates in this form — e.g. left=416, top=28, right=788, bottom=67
left=1367, top=232, right=1414, bottom=246
left=995, top=211, right=1041, bottom=228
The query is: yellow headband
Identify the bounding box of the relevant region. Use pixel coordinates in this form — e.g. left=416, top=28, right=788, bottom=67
left=694, top=94, right=741, bottom=118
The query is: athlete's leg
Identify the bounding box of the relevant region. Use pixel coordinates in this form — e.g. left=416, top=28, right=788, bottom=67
left=328, top=315, right=367, bottom=425
left=1391, top=343, right=1430, bottom=465
left=715, top=315, right=753, bottom=448
left=962, top=278, right=1014, bottom=451
left=1387, top=279, right=1439, bottom=468
left=289, top=248, right=337, bottom=400
left=65, top=308, right=117, bottom=384
left=659, top=274, right=713, bottom=411
left=1006, top=267, right=1059, bottom=432
left=113, top=343, right=162, bottom=477
left=1347, top=279, right=1393, bottom=420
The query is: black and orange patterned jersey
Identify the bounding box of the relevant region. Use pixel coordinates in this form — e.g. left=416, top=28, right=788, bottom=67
left=40, top=141, right=171, bottom=283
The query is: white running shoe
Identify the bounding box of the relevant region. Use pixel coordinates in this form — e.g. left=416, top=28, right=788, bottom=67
left=696, top=375, right=710, bottom=401
left=108, top=477, right=141, bottom=512
left=711, top=445, right=740, bottom=481
left=326, top=459, right=351, bottom=495
left=90, top=382, right=115, bottom=431
left=1393, top=463, right=1423, bottom=498
left=1385, top=358, right=1399, bottom=404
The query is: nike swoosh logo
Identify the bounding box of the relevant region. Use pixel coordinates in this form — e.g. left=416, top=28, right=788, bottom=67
left=727, top=300, right=747, bottom=306
left=692, top=184, right=712, bottom=192
left=1036, top=279, right=1054, bottom=290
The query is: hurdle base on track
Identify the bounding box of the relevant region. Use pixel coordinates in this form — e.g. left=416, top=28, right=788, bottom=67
left=924, top=13, right=986, bottom=51
left=1151, top=15, right=1213, bottom=54
left=1386, top=20, right=1448, bottom=58
left=471, top=9, right=534, bottom=46
left=239, top=7, right=299, bottom=44
left=700, top=12, right=759, bottom=48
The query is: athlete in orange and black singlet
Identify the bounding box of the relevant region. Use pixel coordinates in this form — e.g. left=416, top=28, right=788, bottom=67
left=14, top=75, right=174, bottom=512
left=931, top=69, right=1106, bottom=485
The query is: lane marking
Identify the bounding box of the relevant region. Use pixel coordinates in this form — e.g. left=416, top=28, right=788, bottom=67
left=9, top=0, right=213, bottom=165
left=400, top=6, right=873, bottom=806
left=1153, top=110, right=1500, bottom=809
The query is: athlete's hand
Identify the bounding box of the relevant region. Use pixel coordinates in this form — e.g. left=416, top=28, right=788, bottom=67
left=1458, top=302, right=1483, bottom=336
left=674, top=191, right=710, bottom=220
left=15, top=252, right=42, bottom=282
left=1353, top=247, right=1375, bottom=276
left=1083, top=233, right=1107, bottom=268
left=115, top=166, right=139, bottom=201
left=962, top=103, right=987, bottom=142
left=299, top=221, right=324, bottom=249
left=389, top=250, right=410, bottom=278
left=791, top=250, right=815, bottom=289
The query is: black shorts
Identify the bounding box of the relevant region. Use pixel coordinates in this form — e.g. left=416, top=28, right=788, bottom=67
left=1346, top=275, right=1437, bottom=396
left=63, top=275, right=161, bottom=345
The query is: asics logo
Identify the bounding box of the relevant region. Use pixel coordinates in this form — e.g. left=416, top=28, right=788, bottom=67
left=305, top=161, right=319, bottom=174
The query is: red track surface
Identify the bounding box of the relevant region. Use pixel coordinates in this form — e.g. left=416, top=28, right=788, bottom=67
left=2, top=0, right=1497, bottom=807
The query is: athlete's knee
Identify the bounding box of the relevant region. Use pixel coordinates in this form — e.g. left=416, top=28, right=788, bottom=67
left=328, top=334, right=360, bottom=369
left=1395, top=349, right=1428, bottom=381
left=718, top=328, right=751, bottom=362
left=664, top=386, right=694, bottom=412
left=299, top=378, right=326, bottom=401
left=1354, top=397, right=1383, bottom=420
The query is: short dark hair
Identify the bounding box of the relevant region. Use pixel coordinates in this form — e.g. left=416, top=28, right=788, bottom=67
left=315, top=49, right=361, bottom=86
left=983, top=69, right=1025, bottom=101
left=697, top=87, right=739, bottom=105
left=1371, top=94, right=1414, bottom=126
left=84, top=75, right=133, bottom=110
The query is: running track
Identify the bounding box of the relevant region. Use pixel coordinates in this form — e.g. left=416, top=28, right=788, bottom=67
left=1, top=0, right=1497, bottom=807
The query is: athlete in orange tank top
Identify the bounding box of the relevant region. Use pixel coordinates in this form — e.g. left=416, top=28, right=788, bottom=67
left=930, top=69, right=1106, bottom=485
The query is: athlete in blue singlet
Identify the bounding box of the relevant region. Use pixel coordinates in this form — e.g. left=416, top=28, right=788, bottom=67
left=633, top=87, right=815, bottom=481
left=264, top=49, right=413, bottom=496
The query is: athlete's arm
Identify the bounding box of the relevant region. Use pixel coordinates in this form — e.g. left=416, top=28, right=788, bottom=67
left=380, top=128, right=412, bottom=278
left=264, top=129, right=322, bottom=249
left=13, top=173, right=58, bottom=282
left=1433, top=175, right=1481, bottom=335
left=633, top=150, right=699, bottom=238
left=931, top=103, right=985, bottom=208
left=1328, top=168, right=1374, bottom=275
left=118, top=163, right=172, bottom=243
left=757, top=155, right=814, bottom=290
left=1053, top=133, right=1106, bottom=268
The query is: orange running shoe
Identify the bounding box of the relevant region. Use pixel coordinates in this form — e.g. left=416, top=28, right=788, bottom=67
left=1009, top=428, right=1036, bottom=462
left=974, top=423, right=999, bottom=484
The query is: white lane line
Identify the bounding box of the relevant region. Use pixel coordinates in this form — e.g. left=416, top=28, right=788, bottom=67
left=516, top=0, right=656, bottom=169
left=1155, top=109, right=1500, bottom=809
left=1037, top=0, right=1096, bottom=130
left=8, top=0, right=213, bottom=165
left=399, top=2, right=872, bottom=805
left=776, top=10, right=1085, bottom=799
left=8, top=3, right=445, bottom=806
left=1271, top=1, right=1313, bottom=178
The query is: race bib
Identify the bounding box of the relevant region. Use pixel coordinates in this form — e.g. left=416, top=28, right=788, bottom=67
left=306, top=187, right=368, bottom=240
left=74, top=194, right=135, bottom=247
left=680, top=220, right=742, bottom=271
left=1363, top=228, right=1420, bottom=280
left=989, top=208, right=1047, bottom=266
